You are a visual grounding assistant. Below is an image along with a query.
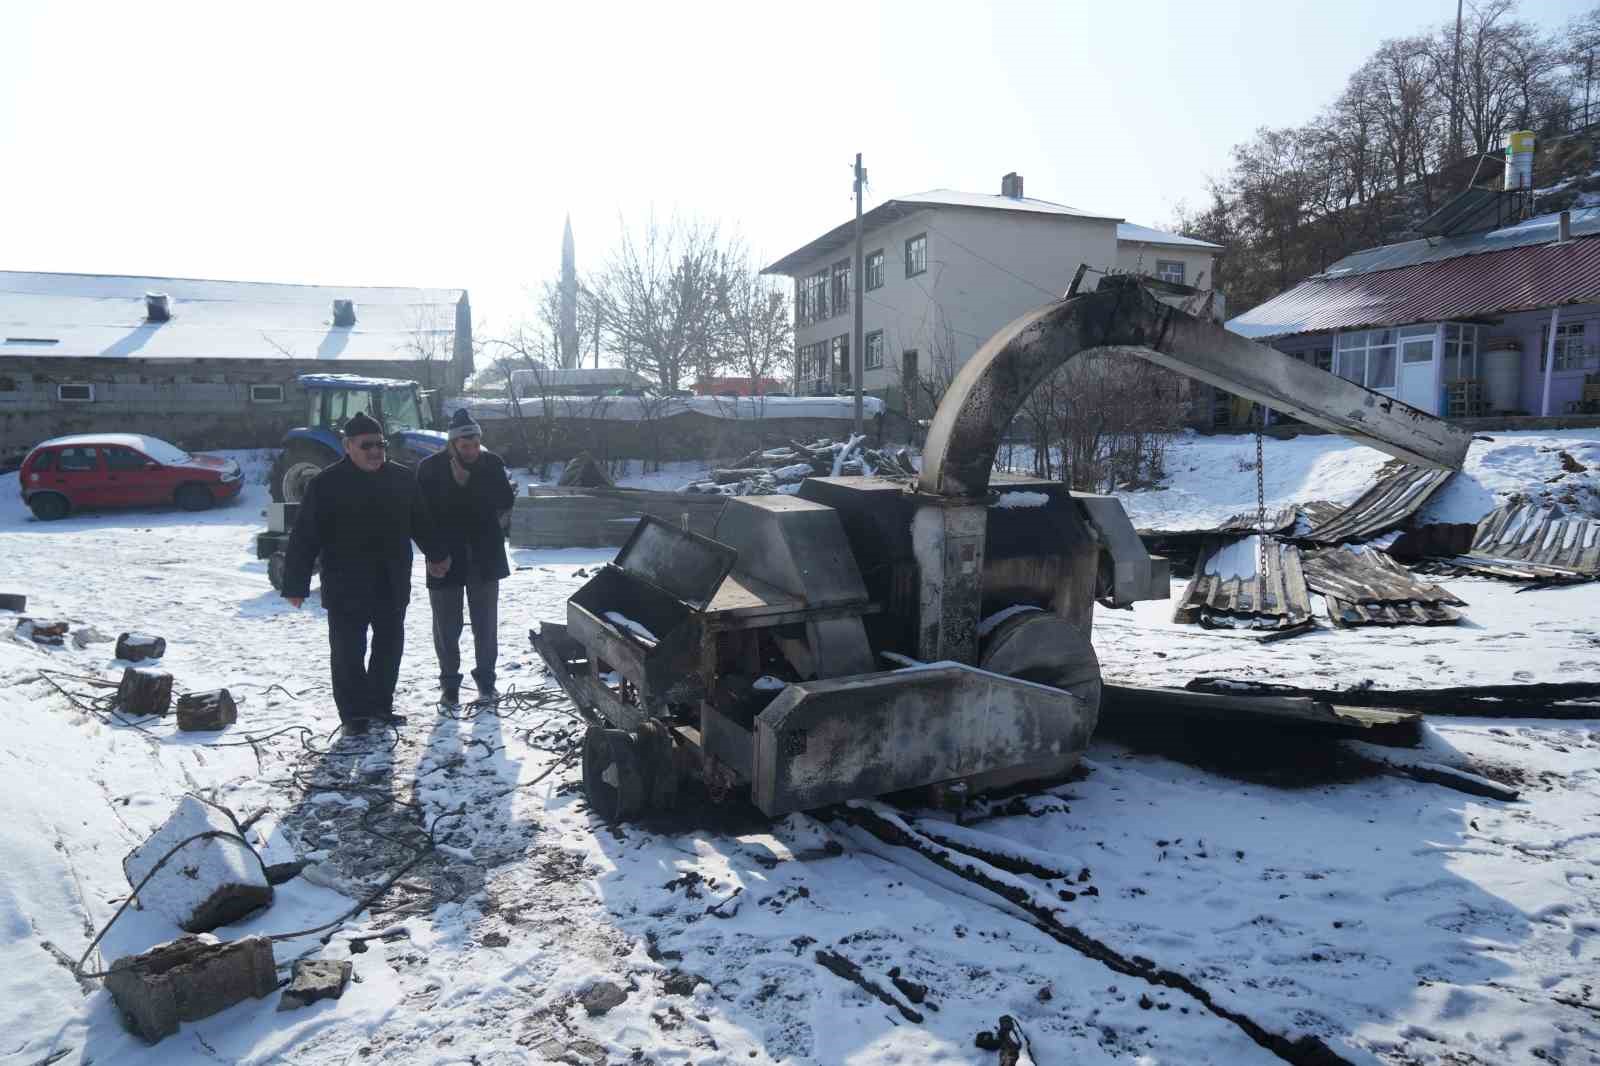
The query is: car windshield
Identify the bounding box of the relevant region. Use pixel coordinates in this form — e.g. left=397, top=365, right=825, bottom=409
left=133, top=437, right=191, bottom=464
left=382, top=387, right=425, bottom=433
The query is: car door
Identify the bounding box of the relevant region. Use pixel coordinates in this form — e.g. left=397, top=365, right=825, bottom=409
left=52, top=446, right=110, bottom=508
left=102, top=445, right=162, bottom=506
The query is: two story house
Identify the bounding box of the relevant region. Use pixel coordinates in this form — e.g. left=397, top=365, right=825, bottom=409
left=761, top=173, right=1220, bottom=414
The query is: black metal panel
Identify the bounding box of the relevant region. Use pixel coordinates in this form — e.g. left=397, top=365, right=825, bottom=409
left=613, top=515, right=737, bottom=610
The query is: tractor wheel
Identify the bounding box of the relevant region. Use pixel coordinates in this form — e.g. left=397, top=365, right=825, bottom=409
left=267, top=551, right=287, bottom=592
left=582, top=726, right=647, bottom=824
left=28, top=493, right=69, bottom=521
left=270, top=441, right=336, bottom=503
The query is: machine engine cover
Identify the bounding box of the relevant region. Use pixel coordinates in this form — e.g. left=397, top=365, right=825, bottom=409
left=751, top=663, right=1093, bottom=816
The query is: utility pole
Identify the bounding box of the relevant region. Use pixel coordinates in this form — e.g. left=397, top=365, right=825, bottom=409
left=852, top=152, right=866, bottom=438
left=1451, top=0, right=1463, bottom=161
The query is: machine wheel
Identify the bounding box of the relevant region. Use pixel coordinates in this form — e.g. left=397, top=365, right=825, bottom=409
left=175, top=483, right=215, bottom=512
left=28, top=493, right=69, bottom=521
left=270, top=441, right=336, bottom=504
left=267, top=551, right=287, bottom=592
left=582, top=726, right=647, bottom=824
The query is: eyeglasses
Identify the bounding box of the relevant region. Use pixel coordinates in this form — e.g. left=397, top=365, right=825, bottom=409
left=356, top=440, right=388, bottom=452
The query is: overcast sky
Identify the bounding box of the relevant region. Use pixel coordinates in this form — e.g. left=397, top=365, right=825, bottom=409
left=2, top=0, right=1586, bottom=330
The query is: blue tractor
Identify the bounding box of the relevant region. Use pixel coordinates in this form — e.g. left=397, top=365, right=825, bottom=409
left=269, top=374, right=448, bottom=503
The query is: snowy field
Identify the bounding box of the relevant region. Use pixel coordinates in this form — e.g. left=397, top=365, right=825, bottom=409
left=2, top=432, right=1599, bottom=1065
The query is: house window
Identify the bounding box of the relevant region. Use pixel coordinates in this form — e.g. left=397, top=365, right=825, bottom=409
left=795, top=278, right=809, bottom=327
left=866, top=249, right=885, bottom=290
left=1156, top=260, right=1185, bottom=284
left=57, top=383, right=95, bottom=402
left=1334, top=329, right=1397, bottom=390
left=250, top=383, right=285, bottom=403
left=831, top=334, right=850, bottom=389
left=811, top=268, right=832, bottom=321
left=905, top=234, right=927, bottom=278
left=865, top=330, right=884, bottom=370
left=1540, top=322, right=1587, bottom=371
left=1311, top=348, right=1332, bottom=372
left=799, top=341, right=831, bottom=394
left=831, top=259, right=852, bottom=316
left=1443, top=323, right=1479, bottom=381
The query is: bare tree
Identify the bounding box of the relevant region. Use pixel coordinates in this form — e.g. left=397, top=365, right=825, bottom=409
left=590, top=213, right=739, bottom=393
left=718, top=263, right=792, bottom=391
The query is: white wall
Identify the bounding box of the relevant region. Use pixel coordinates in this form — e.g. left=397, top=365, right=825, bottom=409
left=1114, top=242, right=1216, bottom=289
left=789, top=206, right=1121, bottom=396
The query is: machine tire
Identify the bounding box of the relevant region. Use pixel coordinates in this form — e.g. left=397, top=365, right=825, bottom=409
left=267, top=551, right=287, bottom=592
left=582, top=726, right=646, bottom=824
left=270, top=441, right=336, bottom=504
left=175, top=483, right=215, bottom=512
left=28, top=493, right=69, bottom=521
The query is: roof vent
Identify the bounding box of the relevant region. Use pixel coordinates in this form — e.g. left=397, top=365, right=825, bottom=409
left=332, top=299, right=357, bottom=328
left=1559, top=210, right=1572, bottom=243
left=144, top=292, right=171, bottom=323
left=1001, top=172, right=1024, bottom=199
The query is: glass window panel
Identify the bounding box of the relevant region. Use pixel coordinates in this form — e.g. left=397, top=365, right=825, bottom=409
left=1368, top=347, right=1396, bottom=388
left=1337, top=351, right=1364, bottom=383
left=1402, top=340, right=1433, bottom=363
left=1371, top=329, right=1394, bottom=346
left=1336, top=331, right=1365, bottom=351
left=58, top=446, right=99, bottom=472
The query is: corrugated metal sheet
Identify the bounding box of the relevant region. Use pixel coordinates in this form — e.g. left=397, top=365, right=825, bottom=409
left=1445, top=503, right=1600, bottom=580
left=1173, top=535, right=1313, bottom=630
left=1302, top=546, right=1466, bottom=627
left=1418, top=187, right=1516, bottom=238
left=1300, top=465, right=1454, bottom=545
left=1227, top=228, right=1600, bottom=341
left=1216, top=505, right=1298, bottom=535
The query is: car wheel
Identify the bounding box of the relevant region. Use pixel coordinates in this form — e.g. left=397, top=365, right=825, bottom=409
left=28, top=493, right=69, bottom=521
left=176, top=484, right=215, bottom=511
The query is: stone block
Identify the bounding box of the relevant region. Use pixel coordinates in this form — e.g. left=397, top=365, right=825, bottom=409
left=0, top=593, right=25, bottom=612
left=277, top=958, right=352, bottom=1011
left=580, top=979, right=627, bottom=1016
left=117, top=667, right=174, bottom=716
left=116, top=632, right=167, bottom=662
left=72, top=625, right=113, bottom=648
left=124, top=796, right=272, bottom=932
left=176, top=689, right=237, bottom=732
left=105, top=933, right=276, bottom=1043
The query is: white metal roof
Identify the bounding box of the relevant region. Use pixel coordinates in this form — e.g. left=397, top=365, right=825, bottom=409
left=1116, top=222, right=1223, bottom=251
left=0, top=270, right=465, bottom=362
left=893, top=189, right=1120, bottom=221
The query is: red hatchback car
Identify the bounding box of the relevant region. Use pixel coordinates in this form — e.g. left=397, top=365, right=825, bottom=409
left=19, top=434, right=243, bottom=520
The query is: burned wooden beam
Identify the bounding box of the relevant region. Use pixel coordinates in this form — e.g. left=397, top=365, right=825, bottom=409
left=1102, top=683, right=1422, bottom=747
left=1186, top=677, right=1600, bottom=719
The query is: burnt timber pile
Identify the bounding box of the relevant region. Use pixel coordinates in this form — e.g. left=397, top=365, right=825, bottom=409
left=532, top=276, right=1475, bottom=824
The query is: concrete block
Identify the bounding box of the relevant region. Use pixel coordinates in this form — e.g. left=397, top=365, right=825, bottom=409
left=106, top=933, right=276, bottom=1043
left=124, top=796, right=272, bottom=932
left=115, top=632, right=167, bottom=662
left=117, top=667, right=174, bottom=716
left=580, top=979, right=627, bottom=1016
left=0, top=593, right=25, bottom=612
left=72, top=625, right=114, bottom=648
left=277, top=958, right=352, bottom=1010
left=267, top=503, right=299, bottom=534
left=176, top=689, right=237, bottom=732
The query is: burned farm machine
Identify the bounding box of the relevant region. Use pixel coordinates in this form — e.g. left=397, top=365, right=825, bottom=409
left=534, top=277, right=1473, bottom=823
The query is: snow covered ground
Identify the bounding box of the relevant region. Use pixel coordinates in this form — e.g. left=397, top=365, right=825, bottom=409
left=1, top=433, right=1598, bottom=1065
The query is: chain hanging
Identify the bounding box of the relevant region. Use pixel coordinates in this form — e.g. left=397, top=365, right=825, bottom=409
left=1255, top=405, right=1270, bottom=594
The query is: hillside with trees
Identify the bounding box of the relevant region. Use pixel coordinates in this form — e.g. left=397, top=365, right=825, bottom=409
left=1177, top=1, right=1600, bottom=315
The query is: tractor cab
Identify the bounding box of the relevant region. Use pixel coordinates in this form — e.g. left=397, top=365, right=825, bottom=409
left=270, top=374, right=448, bottom=502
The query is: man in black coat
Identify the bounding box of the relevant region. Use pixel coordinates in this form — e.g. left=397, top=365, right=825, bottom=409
left=280, top=411, right=444, bottom=735
left=417, top=408, right=516, bottom=705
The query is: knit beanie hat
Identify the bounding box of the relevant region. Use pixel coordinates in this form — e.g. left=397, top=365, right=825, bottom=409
left=343, top=411, right=383, bottom=437
left=448, top=407, right=483, bottom=441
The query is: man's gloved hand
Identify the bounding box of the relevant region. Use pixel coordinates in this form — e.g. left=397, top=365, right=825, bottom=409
left=427, top=557, right=452, bottom=579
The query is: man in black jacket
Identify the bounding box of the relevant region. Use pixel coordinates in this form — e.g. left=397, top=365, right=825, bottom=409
left=280, top=411, right=443, bottom=735
left=417, top=409, right=516, bottom=705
